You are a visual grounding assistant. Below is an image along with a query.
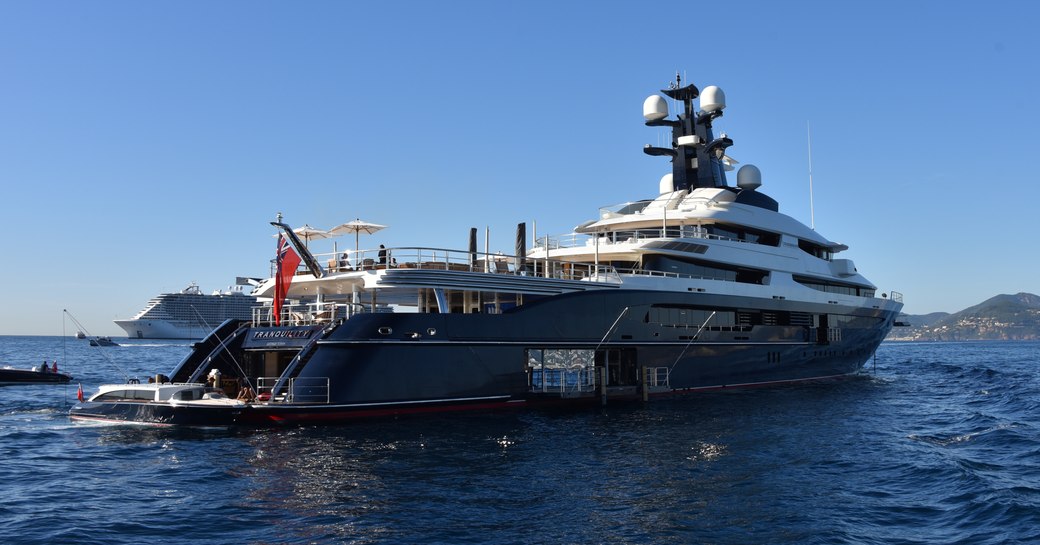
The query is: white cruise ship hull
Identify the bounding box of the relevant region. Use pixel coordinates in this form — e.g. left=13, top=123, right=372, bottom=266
left=114, top=319, right=215, bottom=340
left=114, top=282, right=259, bottom=340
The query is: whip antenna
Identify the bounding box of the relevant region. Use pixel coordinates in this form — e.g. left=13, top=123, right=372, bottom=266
left=807, top=121, right=816, bottom=230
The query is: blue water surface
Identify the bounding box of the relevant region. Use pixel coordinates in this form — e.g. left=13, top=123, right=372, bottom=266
left=1, top=337, right=1038, bottom=544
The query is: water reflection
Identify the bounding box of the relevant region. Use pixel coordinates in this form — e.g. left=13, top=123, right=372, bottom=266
left=238, top=414, right=533, bottom=542
left=52, top=379, right=890, bottom=544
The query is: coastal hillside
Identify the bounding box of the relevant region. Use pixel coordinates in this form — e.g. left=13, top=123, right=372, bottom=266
left=889, top=293, right=1040, bottom=341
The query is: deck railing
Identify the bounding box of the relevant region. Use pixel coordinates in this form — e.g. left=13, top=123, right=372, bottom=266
left=277, top=246, right=621, bottom=283
left=645, top=367, right=670, bottom=388
left=255, top=376, right=330, bottom=404
left=252, top=301, right=365, bottom=328
left=534, top=226, right=748, bottom=251
left=530, top=367, right=598, bottom=395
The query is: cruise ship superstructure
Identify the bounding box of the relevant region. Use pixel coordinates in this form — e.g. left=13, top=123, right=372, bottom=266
left=114, top=283, right=258, bottom=339
left=73, top=75, right=903, bottom=426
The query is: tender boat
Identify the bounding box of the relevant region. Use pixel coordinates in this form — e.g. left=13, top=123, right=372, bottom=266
left=71, top=75, right=903, bottom=427
left=70, top=381, right=247, bottom=426
left=1, top=365, right=72, bottom=385
left=89, top=336, right=118, bottom=347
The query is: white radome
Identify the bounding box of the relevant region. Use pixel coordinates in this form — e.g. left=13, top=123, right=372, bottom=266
left=701, top=86, right=726, bottom=113
left=659, top=173, right=674, bottom=193
left=643, top=95, right=668, bottom=121
left=737, top=164, right=762, bottom=190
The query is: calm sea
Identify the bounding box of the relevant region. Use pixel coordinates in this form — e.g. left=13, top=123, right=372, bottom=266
left=1, top=336, right=1038, bottom=545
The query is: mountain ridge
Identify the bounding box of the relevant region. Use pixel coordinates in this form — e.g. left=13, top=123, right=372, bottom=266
left=890, top=292, right=1040, bottom=341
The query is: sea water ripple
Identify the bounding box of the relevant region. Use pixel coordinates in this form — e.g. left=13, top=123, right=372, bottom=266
left=1, top=338, right=1039, bottom=544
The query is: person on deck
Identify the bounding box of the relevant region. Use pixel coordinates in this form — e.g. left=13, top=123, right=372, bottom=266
left=237, top=385, right=255, bottom=402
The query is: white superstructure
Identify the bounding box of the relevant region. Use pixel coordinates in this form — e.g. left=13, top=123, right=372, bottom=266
left=114, top=283, right=258, bottom=339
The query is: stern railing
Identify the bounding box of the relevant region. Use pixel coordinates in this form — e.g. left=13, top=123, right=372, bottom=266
left=256, top=376, right=330, bottom=404
left=644, top=366, right=671, bottom=388
left=252, top=302, right=365, bottom=328
left=530, top=367, right=598, bottom=395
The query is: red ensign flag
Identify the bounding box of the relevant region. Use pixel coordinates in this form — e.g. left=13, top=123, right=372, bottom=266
left=273, top=234, right=302, bottom=325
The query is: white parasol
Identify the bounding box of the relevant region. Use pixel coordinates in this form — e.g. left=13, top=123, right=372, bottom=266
left=273, top=224, right=333, bottom=247
left=328, top=218, right=387, bottom=253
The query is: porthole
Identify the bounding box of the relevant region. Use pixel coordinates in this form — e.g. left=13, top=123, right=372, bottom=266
left=378, top=327, right=393, bottom=335
left=427, top=328, right=437, bottom=336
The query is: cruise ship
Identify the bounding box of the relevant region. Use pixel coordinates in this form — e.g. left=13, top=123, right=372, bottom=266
left=73, top=75, right=903, bottom=426
left=114, top=282, right=258, bottom=339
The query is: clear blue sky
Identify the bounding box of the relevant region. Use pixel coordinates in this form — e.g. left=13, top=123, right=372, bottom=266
left=2, top=1, right=1036, bottom=335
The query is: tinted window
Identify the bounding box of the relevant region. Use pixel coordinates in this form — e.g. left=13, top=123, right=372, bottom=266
left=94, top=390, right=128, bottom=401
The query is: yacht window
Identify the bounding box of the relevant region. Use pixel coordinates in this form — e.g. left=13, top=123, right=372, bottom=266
left=706, top=225, right=739, bottom=240
left=643, top=255, right=767, bottom=284
left=645, top=241, right=709, bottom=254
left=93, top=389, right=154, bottom=401
left=131, top=389, right=156, bottom=401
left=736, top=310, right=811, bottom=327
left=831, top=314, right=885, bottom=329
left=615, top=200, right=653, bottom=215
left=646, top=306, right=736, bottom=329
left=794, top=276, right=871, bottom=297
left=798, top=240, right=833, bottom=261
left=682, top=224, right=779, bottom=246
left=94, top=390, right=129, bottom=401
left=174, top=390, right=200, bottom=401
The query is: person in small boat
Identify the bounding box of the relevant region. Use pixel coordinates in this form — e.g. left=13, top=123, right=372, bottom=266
left=237, top=381, right=256, bottom=402
left=207, top=369, right=222, bottom=389
left=38, top=360, right=49, bottom=373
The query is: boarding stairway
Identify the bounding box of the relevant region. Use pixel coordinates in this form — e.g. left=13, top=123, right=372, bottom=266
left=168, top=319, right=252, bottom=383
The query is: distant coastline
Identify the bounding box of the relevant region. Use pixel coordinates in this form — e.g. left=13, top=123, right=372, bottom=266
left=888, top=292, right=1040, bottom=341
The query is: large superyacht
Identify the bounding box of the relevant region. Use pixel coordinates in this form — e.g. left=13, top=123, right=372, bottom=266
left=72, top=75, right=902, bottom=426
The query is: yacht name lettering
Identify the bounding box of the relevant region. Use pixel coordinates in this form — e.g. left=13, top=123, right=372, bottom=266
left=253, top=329, right=314, bottom=339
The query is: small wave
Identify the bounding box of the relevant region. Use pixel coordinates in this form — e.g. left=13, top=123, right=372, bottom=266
left=908, top=422, right=1021, bottom=447
left=909, top=433, right=973, bottom=447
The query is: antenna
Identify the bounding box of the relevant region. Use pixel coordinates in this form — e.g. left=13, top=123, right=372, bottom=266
left=807, top=121, right=816, bottom=230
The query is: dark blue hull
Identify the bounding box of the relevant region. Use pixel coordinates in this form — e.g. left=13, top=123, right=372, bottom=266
left=155, top=289, right=898, bottom=425
left=69, top=402, right=246, bottom=427
left=0, top=369, right=72, bottom=385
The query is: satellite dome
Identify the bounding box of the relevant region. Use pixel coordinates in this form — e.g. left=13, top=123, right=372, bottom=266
left=737, top=164, right=762, bottom=190
left=659, top=173, right=674, bottom=194
left=643, top=95, right=668, bottom=121
left=700, top=86, right=726, bottom=113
